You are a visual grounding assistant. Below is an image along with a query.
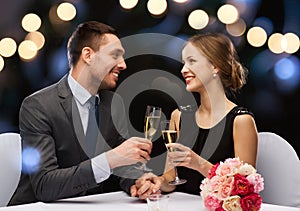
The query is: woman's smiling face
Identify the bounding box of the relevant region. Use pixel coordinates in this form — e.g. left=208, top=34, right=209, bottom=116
left=181, top=42, right=215, bottom=93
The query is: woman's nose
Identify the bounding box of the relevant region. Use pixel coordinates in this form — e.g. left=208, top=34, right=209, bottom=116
left=181, top=65, right=189, bottom=74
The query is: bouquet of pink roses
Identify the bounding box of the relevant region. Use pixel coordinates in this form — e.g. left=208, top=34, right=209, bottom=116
left=200, top=157, right=264, bottom=211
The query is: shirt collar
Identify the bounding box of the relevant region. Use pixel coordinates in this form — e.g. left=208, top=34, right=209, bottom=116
left=68, top=74, right=99, bottom=106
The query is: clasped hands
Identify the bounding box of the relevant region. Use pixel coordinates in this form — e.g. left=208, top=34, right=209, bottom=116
left=130, top=172, right=162, bottom=200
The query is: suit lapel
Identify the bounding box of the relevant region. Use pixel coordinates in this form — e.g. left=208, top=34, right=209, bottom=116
left=57, top=75, right=87, bottom=159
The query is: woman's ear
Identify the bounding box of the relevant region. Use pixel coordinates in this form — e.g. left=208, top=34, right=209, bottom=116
left=212, top=65, right=219, bottom=78
left=212, top=65, right=219, bottom=73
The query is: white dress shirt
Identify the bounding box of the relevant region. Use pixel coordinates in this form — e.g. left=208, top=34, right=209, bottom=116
left=68, top=74, right=111, bottom=183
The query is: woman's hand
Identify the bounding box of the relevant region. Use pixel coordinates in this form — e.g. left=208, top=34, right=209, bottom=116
left=166, top=143, right=206, bottom=172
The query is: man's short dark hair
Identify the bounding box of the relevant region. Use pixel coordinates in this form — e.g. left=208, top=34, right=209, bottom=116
left=67, top=21, right=117, bottom=68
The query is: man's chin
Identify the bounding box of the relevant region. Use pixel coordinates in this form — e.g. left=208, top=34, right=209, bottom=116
left=99, top=82, right=117, bottom=90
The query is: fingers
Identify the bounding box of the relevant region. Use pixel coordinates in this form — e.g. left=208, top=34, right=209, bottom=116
left=166, top=143, right=186, bottom=151
left=134, top=138, right=152, bottom=154
left=151, top=176, right=162, bottom=193
left=130, top=137, right=152, bottom=162
left=140, top=183, right=157, bottom=200
left=166, top=144, right=190, bottom=166
left=139, top=149, right=151, bottom=161
left=168, top=150, right=189, bottom=160
left=137, top=180, right=151, bottom=196
left=130, top=185, right=137, bottom=197
left=133, top=173, right=162, bottom=199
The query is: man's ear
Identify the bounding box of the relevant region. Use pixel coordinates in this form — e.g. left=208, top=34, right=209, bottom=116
left=81, top=47, right=93, bottom=65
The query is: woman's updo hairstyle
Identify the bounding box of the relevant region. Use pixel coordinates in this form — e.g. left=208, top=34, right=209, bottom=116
left=188, top=33, right=248, bottom=95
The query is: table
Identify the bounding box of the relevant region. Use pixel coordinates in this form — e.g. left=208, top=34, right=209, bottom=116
left=1, top=191, right=299, bottom=211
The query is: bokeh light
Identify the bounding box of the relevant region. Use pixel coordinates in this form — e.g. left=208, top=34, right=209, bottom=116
left=49, top=3, right=73, bottom=36
left=250, top=50, right=284, bottom=77
left=268, top=33, right=284, bottom=54
left=173, top=0, right=189, bottom=3
left=57, top=2, right=77, bottom=21
left=226, top=18, right=246, bottom=37
left=0, top=56, right=4, bottom=72
left=274, top=56, right=300, bottom=93
left=275, top=57, right=295, bottom=80
left=0, top=37, right=17, bottom=57
left=21, top=13, right=42, bottom=32
left=188, top=9, right=209, bottom=30
left=247, top=26, right=267, bottom=47
left=217, top=4, right=239, bottom=24
left=253, top=17, right=274, bottom=36
left=22, top=147, right=41, bottom=174
left=147, top=0, right=168, bottom=16
left=18, top=40, right=38, bottom=61
left=25, top=31, right=45, bottom=50
left=119, top=0, right=139, bottom=10
left=282, top=33, right=299, bottom=54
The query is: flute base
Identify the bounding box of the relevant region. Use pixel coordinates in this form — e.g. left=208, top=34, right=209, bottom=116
left=134, top=162, right=153, bottom=172
left=169, top=177, right=187, bottom=185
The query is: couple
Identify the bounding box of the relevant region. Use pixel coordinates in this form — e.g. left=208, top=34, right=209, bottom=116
left=9, top=21, right=258, bottom=205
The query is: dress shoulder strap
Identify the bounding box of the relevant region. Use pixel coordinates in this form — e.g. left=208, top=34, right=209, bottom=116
left=231, top=106, right=255, bottom=118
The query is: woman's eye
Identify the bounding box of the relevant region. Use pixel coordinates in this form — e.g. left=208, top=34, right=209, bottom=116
left=188, top=59, right=196, bottom=64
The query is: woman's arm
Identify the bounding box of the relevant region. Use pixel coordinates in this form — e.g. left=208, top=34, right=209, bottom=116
left=233, top=114, right=258, bottom=167
left=170, top=109, right=181, bottom=131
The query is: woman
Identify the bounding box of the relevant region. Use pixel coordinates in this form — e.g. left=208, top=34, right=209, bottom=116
left=159, top=33, right=258, bottom=195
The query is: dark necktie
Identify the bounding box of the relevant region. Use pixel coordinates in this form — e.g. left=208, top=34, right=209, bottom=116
left=86, top=96, right=99, bottom=157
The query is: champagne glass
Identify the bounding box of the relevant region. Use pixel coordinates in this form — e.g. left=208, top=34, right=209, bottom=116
left=161, top=120, right=187, bottom=185
left=135, top=105, right=162, bottom=172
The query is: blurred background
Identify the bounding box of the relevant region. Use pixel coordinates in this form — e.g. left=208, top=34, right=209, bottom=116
left=0, top=0, right=299, bottom=157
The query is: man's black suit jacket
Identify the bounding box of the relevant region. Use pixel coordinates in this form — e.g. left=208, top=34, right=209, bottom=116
left=9, top=75, right=136, bottom=205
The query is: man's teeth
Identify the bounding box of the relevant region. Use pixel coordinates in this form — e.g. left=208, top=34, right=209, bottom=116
left=112, top=73, right=118, bottom=77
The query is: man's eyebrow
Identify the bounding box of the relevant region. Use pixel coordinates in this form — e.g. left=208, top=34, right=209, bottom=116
left=112, top=48, right=125, bottom=54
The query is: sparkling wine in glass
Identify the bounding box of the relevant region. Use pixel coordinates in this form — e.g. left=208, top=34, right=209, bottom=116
left=135, top=105, right=161, bottom=172
left=161, top=120, right=187, bottom=185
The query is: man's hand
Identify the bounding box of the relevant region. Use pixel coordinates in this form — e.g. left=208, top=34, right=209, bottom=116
left=130, top=173, right=162, bottom=200
left=106, top=137, right=152, bottom=169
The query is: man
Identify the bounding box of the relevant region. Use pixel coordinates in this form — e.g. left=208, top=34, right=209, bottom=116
left=9, top=21, right=159, bottom=205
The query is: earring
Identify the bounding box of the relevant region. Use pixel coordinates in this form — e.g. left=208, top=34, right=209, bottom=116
left=213, top=73, right=217, bottom=78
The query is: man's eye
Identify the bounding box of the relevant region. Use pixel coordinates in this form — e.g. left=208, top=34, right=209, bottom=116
left=113, top=52, right=122, bottom=59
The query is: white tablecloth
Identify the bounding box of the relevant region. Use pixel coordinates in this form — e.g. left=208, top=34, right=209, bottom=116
left=1, top=191, right=299, bottom=211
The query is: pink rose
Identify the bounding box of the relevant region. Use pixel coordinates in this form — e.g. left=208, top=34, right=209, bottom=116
left=216, top=163, right=237, bottom=177
left=240, top=193, right=262, bottom=211
left=224, top=157, right=242, bottom=168
left=210, top=176, right=226, bottom=191
left=218, top=176, right=234, bottom=199
left=231, top=174, right=254, bottom=196
left=200, top=178, right=212, bottom=198
left=204, top=194, right=222, bottom=211
left=238, top=164, right=256, bottom=176
left=208, top=163, right=220, bottom=179
left=246, top=173, right=264, bottom=193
